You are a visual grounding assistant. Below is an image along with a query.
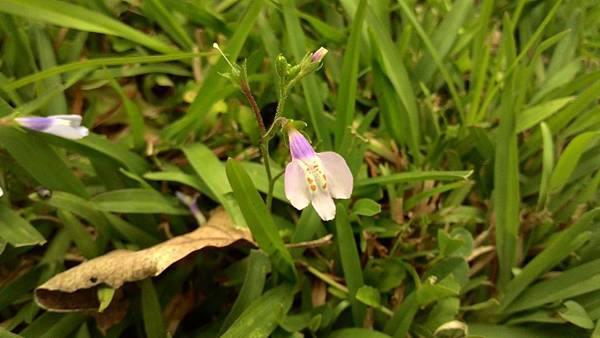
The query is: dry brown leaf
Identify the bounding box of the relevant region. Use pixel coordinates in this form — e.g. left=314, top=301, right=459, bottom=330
left=35, top=208, right=253, bottom=312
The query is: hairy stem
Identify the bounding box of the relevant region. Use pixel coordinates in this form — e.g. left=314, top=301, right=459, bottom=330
left=240, top=82, right=274, bottom=210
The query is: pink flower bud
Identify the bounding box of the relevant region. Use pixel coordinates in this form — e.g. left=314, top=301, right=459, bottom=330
left=310, top=47, right=328, bottom=63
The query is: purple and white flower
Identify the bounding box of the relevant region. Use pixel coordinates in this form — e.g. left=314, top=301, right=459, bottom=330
left=15, top=115, right=89, bottom=140
left=284, top=127, right=353, bottom=221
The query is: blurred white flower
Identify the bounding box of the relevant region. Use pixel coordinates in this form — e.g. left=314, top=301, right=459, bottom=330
left=15, top=115, right=89, bottom=140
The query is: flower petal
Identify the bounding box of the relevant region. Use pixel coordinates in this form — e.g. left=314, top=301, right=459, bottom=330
left=318, top=151, right=353, bottom=199
left=311, top=190, right=336, bottom=221
left=14, top=117, right=52, bottom=131
left=284, top=160, right=310, bottom=210
left=43, top=124, right=89, bottom=140
left=48, top=115, right=82, bottom=126
left=288, top=130, right=316, bottom=160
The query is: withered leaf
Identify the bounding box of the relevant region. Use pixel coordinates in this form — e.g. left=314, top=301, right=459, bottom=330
left=35, top=209, right=253, bottom=312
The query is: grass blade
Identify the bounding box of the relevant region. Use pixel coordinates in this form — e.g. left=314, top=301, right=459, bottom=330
left=225, top=159, right=295, bottom=279
left=335, top=0, right=367, bottom=149
left=335, top=202, right=365, bottom=325
left=0, top=0, right=177, bottom=54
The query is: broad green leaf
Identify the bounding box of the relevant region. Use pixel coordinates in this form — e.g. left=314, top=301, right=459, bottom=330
left=352, top=198, right=381, bottom=216
left=97, top=286, right=115, bottom=313
left=0, top=205, right=45, bottom=247
left=240, top=162, right=285, bottom=202
left=220, top=284, right=295, bottom=338
left=558, top=300, right=594, bottom=329
left=91, top=189, right=188, bottom=215
left=0, top=126, right=88, bottom=198
left=355, top=285, right=381, bottom=308
left=183, top=143, right=246, bottom=228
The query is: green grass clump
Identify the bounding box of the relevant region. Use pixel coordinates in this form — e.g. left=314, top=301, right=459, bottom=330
left=0, top=0, right=599, bottom=337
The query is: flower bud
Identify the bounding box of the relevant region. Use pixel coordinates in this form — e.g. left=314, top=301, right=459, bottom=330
left=310, top=47, right=328, bottom=63
left=275, top=54, right=289, bottom=78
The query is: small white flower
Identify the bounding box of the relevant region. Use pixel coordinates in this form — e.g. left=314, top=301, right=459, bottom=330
left=15, top=115, right=89, bottom=140
left=284, top=127, right=353, bottom=221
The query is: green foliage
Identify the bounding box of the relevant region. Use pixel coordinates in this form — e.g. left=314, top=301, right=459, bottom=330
left=0, top=0, right=599, bottom=337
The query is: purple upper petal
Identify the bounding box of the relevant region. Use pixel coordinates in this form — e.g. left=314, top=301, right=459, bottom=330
left=288, top=130, right=316, bottom=160
left=15, top=117, right=53, bottom=131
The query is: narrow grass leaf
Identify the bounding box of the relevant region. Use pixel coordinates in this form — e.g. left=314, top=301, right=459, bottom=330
left=282, top=0, right=331, bottom=149
left=356, top=170, right=472, bottom=187
left=220, top=284, right=295, bottom=338
left=0, top=0, right=177, bottom=54
left=548, top=131, right=600, bottom=194
left=142, top=0, right=194, bottom=50
left=366, top=7, right=420, bottom=162
left=140, top=279, right=166, bottom=338
left=335, top=0, right=367, bottom=149
left=225, top=159, right=295, bottom=278
left=329, top=328, right=391, bottom=338
left=537, top=122, right=554, bottom=209
left=57, top=210, right=98, bottom=259
left=32, top=24, right=67, bottom=115
left=162, top=0, right=264, bottom=141
left=395, top=0, right=465, bottom=119
left=335, top=202, right=365, bottom=324
left=3, top=52, right=200, bottom=91
left=506, top=258, right=600, bottom=314
left=220, top=250, right=271, bottom=334
left=515, top=97, right=575, bottom=133
left=414, top=0, right=472, bottom=83
left=500, top=208, right=600, bottom=311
